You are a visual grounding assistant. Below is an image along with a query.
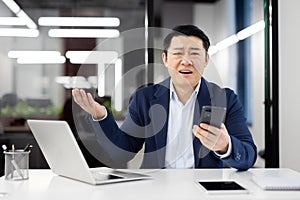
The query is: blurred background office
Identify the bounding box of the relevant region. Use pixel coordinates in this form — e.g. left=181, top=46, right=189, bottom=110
left=0, top=0, right=299, bottom=173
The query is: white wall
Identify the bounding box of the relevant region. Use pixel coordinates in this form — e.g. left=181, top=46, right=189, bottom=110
left=279, top=0, right=300, bottom=171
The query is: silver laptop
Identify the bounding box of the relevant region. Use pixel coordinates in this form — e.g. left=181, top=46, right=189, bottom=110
left=27, top=119, right=150, bottom=185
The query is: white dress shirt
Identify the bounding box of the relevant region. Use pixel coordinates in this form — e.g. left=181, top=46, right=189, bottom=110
left=164, top=79, right=232, bottom=168
left=164, top=80, right=201, bottom=168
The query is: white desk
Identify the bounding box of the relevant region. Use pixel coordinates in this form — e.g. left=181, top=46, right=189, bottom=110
left=1, top=168, right=300, bottom=200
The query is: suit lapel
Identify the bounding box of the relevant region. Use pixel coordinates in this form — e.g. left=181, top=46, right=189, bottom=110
left=146, top=78, right=222, bottom=168
left=193, top=78, right=212, bottom=167
left=148, top=78, right=170, bottom=168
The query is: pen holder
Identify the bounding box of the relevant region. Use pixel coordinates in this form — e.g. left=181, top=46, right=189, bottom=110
left=4, top=150, right=30, bottom=181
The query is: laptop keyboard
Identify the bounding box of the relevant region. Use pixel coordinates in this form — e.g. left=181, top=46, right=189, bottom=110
left=91, top=171, right=124, bottom=181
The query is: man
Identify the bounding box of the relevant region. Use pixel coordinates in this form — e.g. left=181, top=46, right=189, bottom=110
left=72, top=25, right=257, bottom=170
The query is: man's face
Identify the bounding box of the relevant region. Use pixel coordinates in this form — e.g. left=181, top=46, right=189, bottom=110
left=162, top=35, right=209, bottom=90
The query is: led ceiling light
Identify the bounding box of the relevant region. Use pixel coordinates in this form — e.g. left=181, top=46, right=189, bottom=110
left=55, top=76, right=71, bottom=84
left=0, top=17, right=26, bottom=25
left=17, top=56, right=66, bottom=64
left=87, top=76, right=98, bottom=88
left=216, top=35, right=239, bottom=51
left=208, top=45, right=218, bottom=56
left=1, top=0, right=38, bottom=29
left=9, top=50, right=65, bottom=64
left=209, top=20, right=265, bottom=55
left=8, top=50, right=61, bottom=58
left=38, top=17, right=120, bottom=27
left=48, top=29, right=119, bottom=38
left=237, top=20, right=265, bottom=40
left=16, top=10, right=37, bottom=29
left=1, top=0, right=20, bottom=14
left=0, top=28, right=39, bottom=37
left=62, top=76, right=91, bottom=89
left=65, top=51, right=118, bottom=64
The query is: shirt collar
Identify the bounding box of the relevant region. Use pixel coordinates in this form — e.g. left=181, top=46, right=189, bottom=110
left=170, top=79, right=201, bottom=100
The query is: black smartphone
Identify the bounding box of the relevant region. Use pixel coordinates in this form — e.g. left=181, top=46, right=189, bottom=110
left=199, top=106, right=226, bottom=128
left=197, top=181, right=248, bottom=194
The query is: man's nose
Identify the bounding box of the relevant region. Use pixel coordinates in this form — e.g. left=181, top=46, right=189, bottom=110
left=180, top=57, right=193, bottom=66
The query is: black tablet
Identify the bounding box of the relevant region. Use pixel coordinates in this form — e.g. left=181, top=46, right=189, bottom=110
left=197, top=181, right=248, bottom=194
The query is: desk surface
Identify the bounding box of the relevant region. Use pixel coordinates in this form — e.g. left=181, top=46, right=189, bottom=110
left=1, top=168, right=300, bottom=200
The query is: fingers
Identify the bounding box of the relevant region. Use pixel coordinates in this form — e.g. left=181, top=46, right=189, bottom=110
left=72, top=89, right=80, bottom=104
left=72, top=88, right=107, bottom=120
left=192, top=123, right=227, bottom=151
left=73, top=89, right=88, bottom=105
left=72, top=88, right=95, bottom=110
left=72, top=88, right=86, bottom=105
left=79, top=89, right=89, bottom=107
left=193, top=125, right=216, bottom=143
left=199, top=123, right=220, bottom=135
left=87, top=92, right=96, bottom=107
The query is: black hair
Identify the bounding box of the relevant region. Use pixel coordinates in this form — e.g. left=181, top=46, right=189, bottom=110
left=163, top=25, right=210, bottom=56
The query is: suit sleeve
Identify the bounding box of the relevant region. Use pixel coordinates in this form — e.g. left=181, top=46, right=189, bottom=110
left=90, top=91, right=145, bottom=165
left=221, top=89, right=257, bottom=170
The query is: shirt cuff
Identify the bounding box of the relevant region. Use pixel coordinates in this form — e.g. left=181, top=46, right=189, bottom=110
left=91, top=109, right=108, bottom=121
left=214, top=135, right=232, bottom=159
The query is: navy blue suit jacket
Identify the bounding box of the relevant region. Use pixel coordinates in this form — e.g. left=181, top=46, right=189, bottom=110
left=94, top=77, right=257, bottom=170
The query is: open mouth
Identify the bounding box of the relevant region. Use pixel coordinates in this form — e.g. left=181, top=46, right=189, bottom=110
left=179, top=70, right=193, bottom=74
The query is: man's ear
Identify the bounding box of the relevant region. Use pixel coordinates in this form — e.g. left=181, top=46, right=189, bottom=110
left=162, top=52, right=168, bottom=67
left=204, top=53, right=210, bottom=67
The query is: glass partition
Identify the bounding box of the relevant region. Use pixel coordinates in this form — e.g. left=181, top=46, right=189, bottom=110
left=0, top=0, right=265, bottom=168
left=0, top=0, right=146, bottom=133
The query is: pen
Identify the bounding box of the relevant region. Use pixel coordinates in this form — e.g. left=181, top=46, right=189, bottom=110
left=11, top=159, right=24, bottom=179
left=23, top=144, right=33, bottom=152
left=11, top=144, right=15, bottom=178
left=10, top=144, right=24, bottom=179
left=2, top=145, right=12, bottom=178
left=2, top=144, right=7, bottom=151
left=11, top=144, right=15, bottom=157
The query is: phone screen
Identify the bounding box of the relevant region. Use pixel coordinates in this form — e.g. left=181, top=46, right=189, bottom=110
left=107, top=174, right=124, bottom=180
left=199, top=106, right=226, bottom=128
left=198, top=181, right=246, bottom=191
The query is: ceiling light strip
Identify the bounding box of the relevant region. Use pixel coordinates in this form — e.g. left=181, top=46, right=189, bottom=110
left=216, top=35, right=239, bottom=51
left=1, top=0, right=37, bottom=29
left=16, top=10, right=37, bottom=29
left=0, top=17, right=26, bottom=25
left=8, top=50, right=61, bottom=58
left=0, top=28, right=39, bottom=37
left=48, top=29, right=120, bottom=38
left=209, top=20, right=265, bottom=55
left=17, top=56, right=66, bottom=64
left=66, top=51, right=118, bottom=64
left=1, top=0, right=20, bottom=14
left=38, top=17, right=120, bottom=27
left=237, top=20, right=265, bottom=40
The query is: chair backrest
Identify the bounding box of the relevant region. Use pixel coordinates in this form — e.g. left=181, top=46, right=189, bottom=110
left=1, top=93, right=18, bottom=107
